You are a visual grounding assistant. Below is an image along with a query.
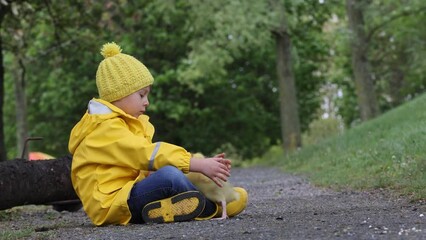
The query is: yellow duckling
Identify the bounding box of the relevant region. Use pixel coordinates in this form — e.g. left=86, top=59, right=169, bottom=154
left=186, top=153, right=239, bottom=219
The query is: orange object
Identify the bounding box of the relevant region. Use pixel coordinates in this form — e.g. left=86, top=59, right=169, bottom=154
left=29, top=152, right=55, bottom=161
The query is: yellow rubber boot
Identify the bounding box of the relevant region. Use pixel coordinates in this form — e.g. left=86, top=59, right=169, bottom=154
left=194, top=204, right=219, bottom=221
left=142, top=191, right=205, bottom=223
left=215, top=187, right=248, bottom=218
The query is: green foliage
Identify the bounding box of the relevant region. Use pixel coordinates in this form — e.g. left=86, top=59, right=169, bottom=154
left=365, top=0, right=426, bottom=112
left=326, top=0, right=426, bottom=126
left=302, top=117, right=343, bottom=146
left=2, top=1, right=100, bottom=158
left=2, top=0, right=425, bottom=161
left=260, top=93, right=426, bottom=200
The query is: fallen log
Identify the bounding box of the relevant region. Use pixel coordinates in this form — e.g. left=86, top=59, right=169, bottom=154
left=0, top=155, right=81, bottom=211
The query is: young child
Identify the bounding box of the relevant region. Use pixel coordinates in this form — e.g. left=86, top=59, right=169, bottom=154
left=68, top=42, right=248, bottom=226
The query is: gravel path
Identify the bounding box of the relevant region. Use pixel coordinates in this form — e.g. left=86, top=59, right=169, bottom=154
left=1, top=167, right=425, bottom=239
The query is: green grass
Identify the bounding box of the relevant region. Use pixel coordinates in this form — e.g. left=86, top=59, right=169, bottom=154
left=258, top=93, right=426, bottom=200
left=0, top=229, right=33, bottom=240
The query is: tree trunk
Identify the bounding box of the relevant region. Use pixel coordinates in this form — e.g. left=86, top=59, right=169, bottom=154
left=14, top=58, right=29, bottom=159
left=0, top=6, right=8, bottom=162
left=389, top=67, right=404, bottom=107
left=0, top=155, right=79, bottom=210
left=346, top=0, right=380, bottom=121
left=389, top=50, right=406, bottom=107
left=273, top=5, right=302, bottom=152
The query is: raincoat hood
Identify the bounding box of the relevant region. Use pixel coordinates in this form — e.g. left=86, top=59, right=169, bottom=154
left=69, top=98, right=152, bottom=154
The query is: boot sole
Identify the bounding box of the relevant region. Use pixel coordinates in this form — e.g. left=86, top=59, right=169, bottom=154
left=142, top=191, right=205, bottom=223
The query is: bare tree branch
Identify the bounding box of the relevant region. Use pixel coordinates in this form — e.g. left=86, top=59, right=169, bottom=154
left=366, top=6, right=426, bottom=44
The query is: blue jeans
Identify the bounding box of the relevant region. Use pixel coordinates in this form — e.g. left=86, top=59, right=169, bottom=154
left=127, top=165, right=217, bottom=223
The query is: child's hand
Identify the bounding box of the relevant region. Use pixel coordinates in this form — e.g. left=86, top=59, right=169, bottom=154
left=189, top=156, right=231, bottom=187
left=213, top=152, right=231, bottom=171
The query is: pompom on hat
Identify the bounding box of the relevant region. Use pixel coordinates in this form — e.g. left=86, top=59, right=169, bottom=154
left=96, top=42, right=154, bottom=102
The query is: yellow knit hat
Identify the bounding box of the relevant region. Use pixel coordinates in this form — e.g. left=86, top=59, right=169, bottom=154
left=96, top=42, right=154, bottom=102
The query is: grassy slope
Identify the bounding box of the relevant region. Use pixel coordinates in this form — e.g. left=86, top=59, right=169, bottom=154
left=261, top=93, right=426, bottom=200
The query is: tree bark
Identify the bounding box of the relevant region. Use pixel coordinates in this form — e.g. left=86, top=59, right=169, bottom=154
left=14, top=58, right=29, bottom=159
left=0, top=155, right=79, bottom=210
left=346, top=0, right=380, bottom=121
left=389, top=66, right=404, bottom=107
left=0, top=5, right=8, bottom=162
left=388, top=49, right=406, bottom=107
left=272, top=5, right=302, bottom=152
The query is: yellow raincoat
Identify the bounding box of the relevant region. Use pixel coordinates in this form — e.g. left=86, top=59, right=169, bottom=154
left=69, top=98, right=191, bottom=226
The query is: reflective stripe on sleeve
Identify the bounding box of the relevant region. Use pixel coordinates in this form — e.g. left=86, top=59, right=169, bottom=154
left=148, top=142, right=161, bottom=171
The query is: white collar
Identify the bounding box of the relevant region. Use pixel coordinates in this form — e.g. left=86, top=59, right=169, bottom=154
left=88, top=99, right=113, bottom=114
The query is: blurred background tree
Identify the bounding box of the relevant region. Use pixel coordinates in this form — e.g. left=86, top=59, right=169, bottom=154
left=0, top=0, right=424, bottom=162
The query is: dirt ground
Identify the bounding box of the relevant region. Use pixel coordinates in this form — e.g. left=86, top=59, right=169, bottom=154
left=1, top=167, right=425, bottom=240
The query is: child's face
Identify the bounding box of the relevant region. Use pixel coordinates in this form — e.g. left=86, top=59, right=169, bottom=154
left=112, top=86, right=151, bottom=118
